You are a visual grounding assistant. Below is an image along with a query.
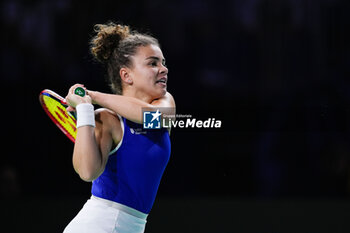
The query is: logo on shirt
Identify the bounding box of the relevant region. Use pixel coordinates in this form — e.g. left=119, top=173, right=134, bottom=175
left=130, top=128, right=147, bottom=135
left=143, top=110, right=161, bottom=129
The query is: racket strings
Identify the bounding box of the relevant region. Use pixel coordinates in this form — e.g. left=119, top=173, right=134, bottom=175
left=42, top=95, right=77, bottom=139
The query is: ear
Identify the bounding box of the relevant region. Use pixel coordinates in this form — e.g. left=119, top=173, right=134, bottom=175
left=120, top=67, right=133, bottom=84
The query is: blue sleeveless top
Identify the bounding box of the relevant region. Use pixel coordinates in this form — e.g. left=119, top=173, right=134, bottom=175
left=91, top=117, right=171, bottom=214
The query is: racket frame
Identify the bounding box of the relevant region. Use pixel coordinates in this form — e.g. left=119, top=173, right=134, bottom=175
left=39, top=89, right=76, bottom=143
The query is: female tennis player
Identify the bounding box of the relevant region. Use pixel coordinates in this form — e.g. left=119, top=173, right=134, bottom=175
left=63, top=22, right=175, bottom=233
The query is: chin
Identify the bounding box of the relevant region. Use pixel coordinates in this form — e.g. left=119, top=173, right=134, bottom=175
left=152, top=88, right=167, bottom=100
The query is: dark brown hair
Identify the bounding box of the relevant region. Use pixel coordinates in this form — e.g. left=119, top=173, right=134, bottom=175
left=90, top=22, right=159, bottom=94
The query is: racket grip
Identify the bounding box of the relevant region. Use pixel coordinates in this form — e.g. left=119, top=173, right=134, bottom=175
left=74, top=87, right=86, bottom=97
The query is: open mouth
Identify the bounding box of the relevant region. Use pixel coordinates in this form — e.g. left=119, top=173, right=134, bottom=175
left=156, top=77, right=167, bottom=85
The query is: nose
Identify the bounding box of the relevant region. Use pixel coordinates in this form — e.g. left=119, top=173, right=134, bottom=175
left=160, top=64, right=168, bottom=75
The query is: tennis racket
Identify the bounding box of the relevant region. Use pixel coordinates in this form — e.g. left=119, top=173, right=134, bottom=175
left=39, top=89, right=77, bottom=142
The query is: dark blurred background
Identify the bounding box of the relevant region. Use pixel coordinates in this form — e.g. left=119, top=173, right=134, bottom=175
left=2, top=0, right=350, bottom=232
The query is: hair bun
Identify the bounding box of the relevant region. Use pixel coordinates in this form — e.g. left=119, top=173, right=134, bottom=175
left=90, top=22, right=130, bottom=63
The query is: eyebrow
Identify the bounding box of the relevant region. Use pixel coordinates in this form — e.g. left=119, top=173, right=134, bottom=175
left=146, top=56, right=166, bottom=63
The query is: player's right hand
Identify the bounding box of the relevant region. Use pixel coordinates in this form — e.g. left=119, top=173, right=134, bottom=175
left=65, top=84, right=92, bottom=112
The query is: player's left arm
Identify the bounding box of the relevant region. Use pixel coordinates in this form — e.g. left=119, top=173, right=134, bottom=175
left=88, top=91, right=176, bottom=124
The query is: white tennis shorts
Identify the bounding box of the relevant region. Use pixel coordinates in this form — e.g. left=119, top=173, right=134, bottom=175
left=63, top=196, right=147, bottom=233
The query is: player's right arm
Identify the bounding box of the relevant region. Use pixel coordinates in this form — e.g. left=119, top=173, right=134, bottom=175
left=66, top=85, right=121, bottom=182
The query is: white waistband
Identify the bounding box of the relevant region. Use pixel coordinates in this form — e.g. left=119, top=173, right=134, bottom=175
left=91, top=195, right=148, bottom=220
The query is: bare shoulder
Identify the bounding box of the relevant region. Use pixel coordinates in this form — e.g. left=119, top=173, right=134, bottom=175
left=163, top=92, right=176, bottom=111
left=152, top=91, right=176, bottom=108
left=164, top=92, right=175, bottom=103
left=95, top=107, right=117, bottom=117
left=94, top=108, right=122, bottom=144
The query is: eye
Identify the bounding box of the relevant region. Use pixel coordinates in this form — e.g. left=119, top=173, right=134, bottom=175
left=149, top=61, right=158, bottom=67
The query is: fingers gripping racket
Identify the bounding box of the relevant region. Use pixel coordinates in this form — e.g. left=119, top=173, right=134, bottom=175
left=39, top=89, right=81, bottom=143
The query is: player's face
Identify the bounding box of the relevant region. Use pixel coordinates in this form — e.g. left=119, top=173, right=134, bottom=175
left=129, top=44, right=168, bottom=100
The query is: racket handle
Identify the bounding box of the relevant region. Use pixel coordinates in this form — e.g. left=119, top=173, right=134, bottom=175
left=74, top=87, right=86, bottom=97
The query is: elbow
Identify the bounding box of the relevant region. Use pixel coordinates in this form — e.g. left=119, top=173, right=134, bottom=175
left=72, top=149, right=104, bottom=182
left=79, top=172, right=96, bottom=182
left=74, top=166, right=99, bottom=182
